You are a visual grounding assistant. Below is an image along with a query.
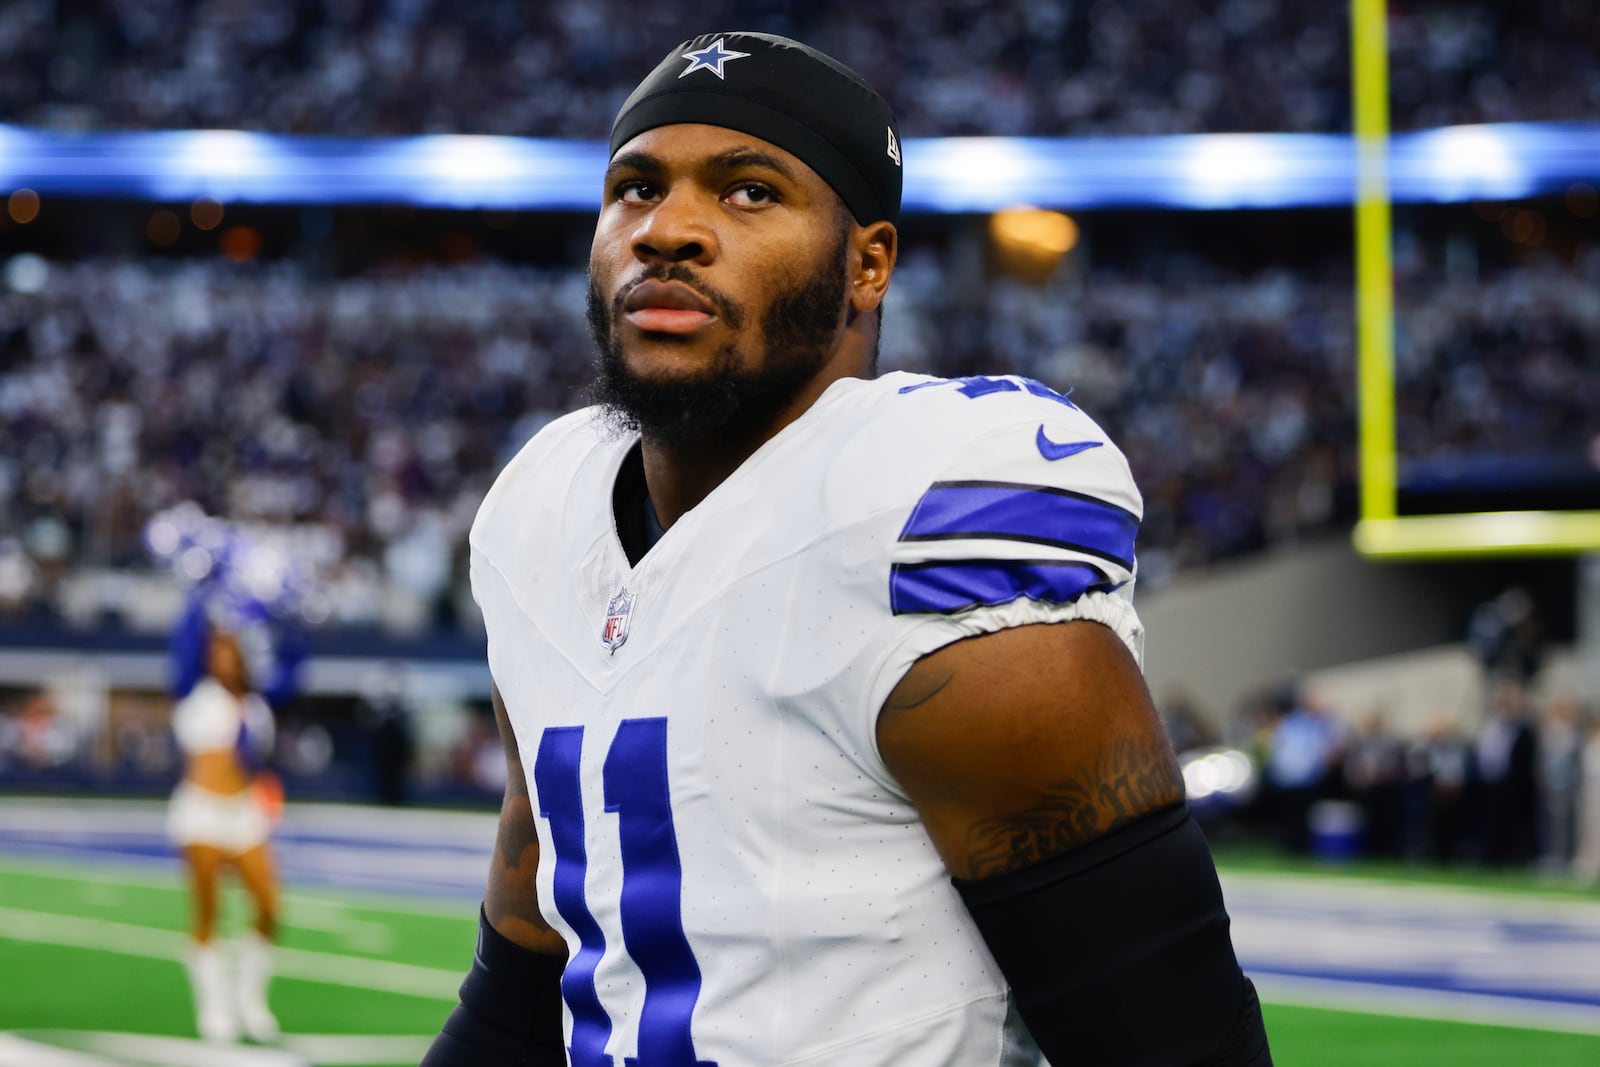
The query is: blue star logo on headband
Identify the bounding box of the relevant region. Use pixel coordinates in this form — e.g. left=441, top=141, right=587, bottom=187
left=678, top=37, right=752, bottom=80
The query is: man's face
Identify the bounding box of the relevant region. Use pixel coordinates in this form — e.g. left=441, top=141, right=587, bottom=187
left=587, top=123, right=852, bottom=445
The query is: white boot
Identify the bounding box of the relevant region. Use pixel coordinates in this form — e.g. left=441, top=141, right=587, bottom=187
left=235, top=931, right=281, bottom=1042
left=186, top=941, right=239, bottom=1043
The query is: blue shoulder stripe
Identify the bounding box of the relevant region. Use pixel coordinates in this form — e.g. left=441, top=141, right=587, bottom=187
left=890, top=558, right=1123, bottom=616
left=898, top=480, right=1138, bottom=569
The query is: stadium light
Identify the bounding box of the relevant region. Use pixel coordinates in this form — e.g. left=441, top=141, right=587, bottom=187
left=0, top=122, right=1598, bottom=211
left=1402, top=124, right=1533, bottom=203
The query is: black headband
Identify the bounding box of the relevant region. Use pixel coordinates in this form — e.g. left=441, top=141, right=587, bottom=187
left=609, top=32, right=903, bottom=226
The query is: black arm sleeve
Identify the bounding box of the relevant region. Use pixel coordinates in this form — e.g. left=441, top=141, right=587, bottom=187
left=420, top=906, right=568, bottom=1067
left=954, top=803, right=1272, bottom=1067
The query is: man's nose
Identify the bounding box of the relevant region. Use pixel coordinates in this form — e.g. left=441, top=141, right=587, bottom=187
left=632, top=191, right=717, bottom=265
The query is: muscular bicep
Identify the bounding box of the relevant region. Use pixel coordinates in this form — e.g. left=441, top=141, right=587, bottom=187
left=483, top=684, right=566, bottom=957
left=877, top=620, right=1183, bottom=881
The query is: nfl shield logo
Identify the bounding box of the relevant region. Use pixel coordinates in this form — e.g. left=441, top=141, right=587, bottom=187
left=601, top=587, right=635, bottom=654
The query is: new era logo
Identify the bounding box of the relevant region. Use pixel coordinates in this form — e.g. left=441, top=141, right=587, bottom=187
left=886, top=126, right=901, bottom=166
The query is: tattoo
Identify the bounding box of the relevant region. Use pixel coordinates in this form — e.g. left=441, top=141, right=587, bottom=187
left=961, top=736, right=1183, bottom=880
left=486, top=788, right=561, bottom=946
left=495, top=793, right=539, bottom=873
left=884, top=668, right=955, bottom=714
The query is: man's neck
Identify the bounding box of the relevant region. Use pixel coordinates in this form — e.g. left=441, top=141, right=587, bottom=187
left=640, top=366, right=858, bottom=528
left=641, top=434, right=760, bottom=531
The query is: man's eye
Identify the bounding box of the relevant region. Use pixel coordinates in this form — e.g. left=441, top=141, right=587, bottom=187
left=727, top=184, right=777, bottom=206
left=617, top=182, right=656, bottom=203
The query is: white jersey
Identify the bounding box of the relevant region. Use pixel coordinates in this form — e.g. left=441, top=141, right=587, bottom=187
left=470, top=371, right=1145, bottom=1067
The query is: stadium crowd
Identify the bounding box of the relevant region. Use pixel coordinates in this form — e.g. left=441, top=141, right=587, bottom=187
left=2, top=2, right=1596, bottom=138
left=0, top=0, right=1593, bottom=631
left=1395, top=255, right=1600, bottom=465
left=1, top=243, right=1596, bottom=630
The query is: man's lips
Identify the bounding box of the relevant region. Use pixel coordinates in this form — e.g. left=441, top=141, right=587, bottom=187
left=621, top=280, right=716, bottom=334
left=625, top=307, right=714, bottom=333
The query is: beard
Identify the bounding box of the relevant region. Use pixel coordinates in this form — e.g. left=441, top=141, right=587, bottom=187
left=586, top=231, right=849, bottom=447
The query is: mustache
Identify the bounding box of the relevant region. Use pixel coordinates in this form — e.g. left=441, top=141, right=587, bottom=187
left=611, top=265, right=745, bottom=329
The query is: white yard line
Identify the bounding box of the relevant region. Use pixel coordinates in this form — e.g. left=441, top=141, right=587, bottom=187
left=0, top=906, right=459, bottom=1001
left=277, top=1034, right=436, bottom=1064
left=69, top=1032, right=308, bottom=1067
left=0, top=1034, right=124, bottom=1067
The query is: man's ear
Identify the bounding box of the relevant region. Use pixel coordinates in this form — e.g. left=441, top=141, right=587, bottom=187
left=849, top=221, right=897, bottom=314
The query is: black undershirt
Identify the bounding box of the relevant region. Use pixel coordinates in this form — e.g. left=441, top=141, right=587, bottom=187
left=612, top=443, right=665, bottom=566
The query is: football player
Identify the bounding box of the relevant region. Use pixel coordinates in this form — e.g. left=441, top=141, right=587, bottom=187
left=424, top=31, right=1272, bottom=1067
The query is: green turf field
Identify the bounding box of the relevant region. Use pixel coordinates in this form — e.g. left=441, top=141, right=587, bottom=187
left=0, top=859, right=461, bottom=1066
left=2, top=854, right=1597, bottom=1065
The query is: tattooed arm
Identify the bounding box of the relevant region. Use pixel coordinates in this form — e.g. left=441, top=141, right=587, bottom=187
left=877, top=621, right=1272, bottom=1065
left=484, top=684, right=566, bottom=957
left=878, top=619, right=1183, bottom=881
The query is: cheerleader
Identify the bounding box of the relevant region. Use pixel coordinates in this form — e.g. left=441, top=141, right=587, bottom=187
left=167, top=628, right=281, bottom=1043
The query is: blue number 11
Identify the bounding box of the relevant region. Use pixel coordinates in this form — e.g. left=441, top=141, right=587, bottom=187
left=533, top=718, right=716, bottom=1067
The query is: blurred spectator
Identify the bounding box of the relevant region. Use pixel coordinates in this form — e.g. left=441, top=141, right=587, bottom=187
left=1575, top=713, right=1600, bottom=886
left=9, top=689, right=78, bottom=770
left=1472, top=677, right=1539, bottom=866
left=1158, top=689, right=1217, bottom=754
left=451, top=710, right=507, bottom=795
left=0, top=537, right=40, bottom=614
left=1536, top=693, right=1585, bottom=872
left=357, top=668, right=416, bottom=806
left=1405, top=709, right=1474, bottom=864
left=113, top=706, right=179, bottom=777
left=1264, top=685, right=1345, bottom=854
left=274, top=717, right=335, bottom=779
left=1343, top=706, right=1407, bottom=858
left=1467, top=586, right=1546, bottom=688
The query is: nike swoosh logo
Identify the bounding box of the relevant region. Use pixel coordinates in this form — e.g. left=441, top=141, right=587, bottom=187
left=1035, top=425, right=1103, bottom=461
